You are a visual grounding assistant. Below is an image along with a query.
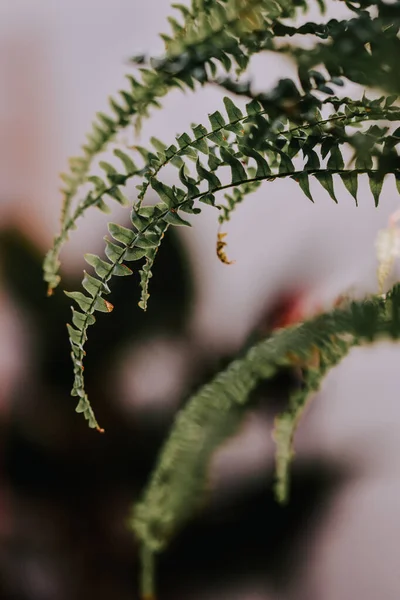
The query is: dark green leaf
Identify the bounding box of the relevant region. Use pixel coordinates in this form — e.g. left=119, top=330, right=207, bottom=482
left=108, top=222, right=136, bottom=246
left=191, top=124, right=209, bottom=154
left=199, top=193, right=216, bottom=206
left=321, top=137, right=335, bottom=160
left=72, top=308, right=95, bottom=330
left=84, top=254, right=112, bottom=278
left=124, top=247, right=147, bottom=261
left=138, top=205, right=160, bottom=219
left=82, top=271, right=110, bottom=297
left=340, top=172, right=358, bottom=206
left=368, top=172, right=384, bottom=207
left=113, top=148, right=137, bottom=173
left=106, top=186, right=129, bottom=206
left=385, top=95, right=397, bottom=107
left=164, top=211, right=192, bottom=226
left=209, top=111, right=225, bottom=130
left=220, top=147, right=247, bottom=183
left=107, top=173, right=128, bottom=186
left=150, top=137, right=167, bottom=156
left=113, top=264, right=133, bottom=276
left=179, top=165, right=200, bottom=196
left=104, top=238, right=124, bottom=262
left=109, top=98, right=126, bottom=120
left=96, top=199, right=111, bottom=214
left=245, top=99, right=263, bottom=116
left=176, top=133, right=198, bottom=160
left=208, top=149, right=222, bottom=170
left=65, top=291, right=92, bottom=312
left=150, top=178, right=177, bottom=208
left=239, top=145, right=271, bottom=177
left=278, top=152, right=294, bottom=174
left=196, top=159, right=221, bottom=191
left=99, top=161, right=117, bottom=175
left=67, top=324, right=83, bottom=346
left=292, top=173, right=314, bottom=202
left=314, top=172, right=337, bottom=203
left=88, top=175, right=107, bottom=193
left=304, top=149, right=320, bottom=170
left=355, top=153, right=373, bottom=170
left=327, top=146, right=344, bottom=170
left=135, top=233, right=161, bottom=249
left=96, top=112, right=115, bottom=130
left=223, top=96, right=243, bottom=121
left=131, top=210, right=148, bottom=231
left=93, top=297, right=115, bottom=312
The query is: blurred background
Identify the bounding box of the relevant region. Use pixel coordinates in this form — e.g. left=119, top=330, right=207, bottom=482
left=1, top=1, right=400, bottom=599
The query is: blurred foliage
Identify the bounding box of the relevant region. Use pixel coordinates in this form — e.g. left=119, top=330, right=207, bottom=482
left=0, top=223, right=343, bottom=599
left=38, top=0, right=400, bottom=595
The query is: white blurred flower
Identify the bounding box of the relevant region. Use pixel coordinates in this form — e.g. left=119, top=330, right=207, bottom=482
left=375, top=210, right=400, bottom=292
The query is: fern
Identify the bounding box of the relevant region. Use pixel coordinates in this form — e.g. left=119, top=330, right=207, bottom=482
left=130, top=285, right=400, bottom=593
left=45, top=0, right=308, bottom=294
left=60, top=86, right=400, bottom=428
left=43, top=0, right=400, bottom=596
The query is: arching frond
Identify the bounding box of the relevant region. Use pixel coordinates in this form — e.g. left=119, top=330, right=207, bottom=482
left=46, top=0, right=311, bottom=295
left=130, top=285, right=400, bottom=562
left=43, top=0, right=400, bottom=596
left=62, top=89, right=400, bottom=426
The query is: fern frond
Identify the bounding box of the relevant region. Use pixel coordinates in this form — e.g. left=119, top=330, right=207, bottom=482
left=47, top=0, right=310, bottom=296
left=46, top=52, right=400, bottom=294
left=49, top=88, right=400, bottom=293
left=281, top=7, right=400, bottom=94
left=131, top=285, right=400, bottom=559
left=273, top=334, right=353, bottom=503
left=63, top=87, right=400, bottom=426
left=65, top=204, right=183, bottom=425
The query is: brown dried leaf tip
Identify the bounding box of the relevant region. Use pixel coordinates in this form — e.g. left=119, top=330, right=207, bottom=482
left=216, top=231, right=235, bottom=265
left=105, top=300, right=114, bottom=313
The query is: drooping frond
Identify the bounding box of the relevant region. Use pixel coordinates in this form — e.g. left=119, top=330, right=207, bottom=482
left=45, top=0, right=312, bottom=295
left=62, top=89, right=400, bottom=426
left=130, top=284, right=400, bottom=569
left=281, top=4, right=400, bottom=94
left=273, top=333, right=353, bottom=503
left=44, top=0, right=400, bottom=596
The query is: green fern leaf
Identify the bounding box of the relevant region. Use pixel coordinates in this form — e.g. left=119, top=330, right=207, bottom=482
left=368, top=172, right=384, bottom=207
left=327, top=145, right=344, bottom=170
left=84, top=254, right=112, bottom=278
left=293, top=173, right=314, bottom=202
left=82, top=271, right=111, bottom=297
left=340, top=172, right=358, bottom=206
left=131, top=210, right=149, bottom=232
left=71, top=308, right=95, bottom=330
left=164, top=210, right=192, bottom=226
left=104, top=238, right=124, bottom=262
left=220, top=147, right=247, bottom=183
left=196, top=159, right=221, bottom=190
left=64, top=291, right=92, bottom=312
left=113, top=263, right=133, bottom=276
left=239, top=145, right=271, bottom=177
left=108, top=222, right=136, bottom=246
left=113, top=148, right=137, bottom=173
left=150, top=178, right=178, bottom=208
left=278, top=152, right=294, bottom=174
left=223, top=96, right=243, bottom=121
left=191, top=124, right=209, bottom=154
left=314, top=171, right=337, bottom=203
left=124, top=247, right=148, bottom=261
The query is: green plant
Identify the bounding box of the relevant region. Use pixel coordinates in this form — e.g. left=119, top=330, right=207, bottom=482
left=45, top=0, right=400, bottom=596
